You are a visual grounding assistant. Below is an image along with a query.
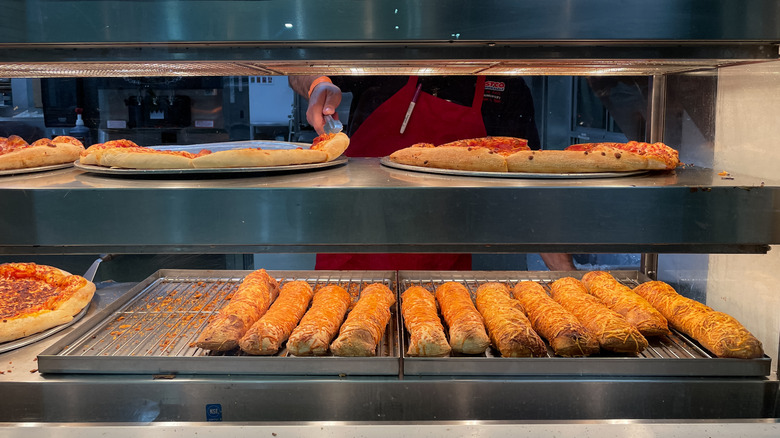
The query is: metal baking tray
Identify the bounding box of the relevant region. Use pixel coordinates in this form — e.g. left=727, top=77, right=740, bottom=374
left=0, top=162, right=73, bottom=177
left=74, top=157, right=348, bottom=176
left=38, top=269, right=400, bottom=376
left=380, top=157, right=649, bottom=179
left=398, top=270, right=771, bottom=377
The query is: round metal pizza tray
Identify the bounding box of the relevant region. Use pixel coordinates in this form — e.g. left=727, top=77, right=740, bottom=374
left=0, top=302, right=91, bottom=354
left=0, top=162, right=73, bottom=177
left=380, top=157, right=650, bottom=179
left=73, top=157, right=349, bottom=176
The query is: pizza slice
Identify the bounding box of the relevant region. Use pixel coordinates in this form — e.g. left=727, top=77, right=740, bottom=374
left=0, top=262, right=96, bottom=343
left=0, top=135, right=85, bottom=171
left=564, top=141, right=680, bottom=170
left=310, top=132, right=350, bottom=161
left=390, top=137, right=680, bottom=174
left=82, top=133, right=350, bottom=169
left=192, top=132, right=349, bottom=168
left=389, top=136, right=531, bottom=172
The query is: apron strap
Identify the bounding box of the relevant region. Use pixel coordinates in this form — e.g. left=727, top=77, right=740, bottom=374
left=472, top=76, right=486, bottom=110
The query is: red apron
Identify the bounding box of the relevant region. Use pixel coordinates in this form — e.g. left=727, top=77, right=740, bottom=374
left=316, top=76, right=487, bottom=271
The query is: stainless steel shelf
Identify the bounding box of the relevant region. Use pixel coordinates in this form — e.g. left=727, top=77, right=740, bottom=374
left=0, top=0, right=778, bottom=77
left=0, top=159, right=777, bottom=255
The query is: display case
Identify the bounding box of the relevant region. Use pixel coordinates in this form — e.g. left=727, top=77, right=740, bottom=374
left=1, top=1, right=779, bottom=435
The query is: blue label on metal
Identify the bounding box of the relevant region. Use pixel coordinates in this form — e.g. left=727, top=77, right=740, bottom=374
left=205, top=403, right=222, bottom=421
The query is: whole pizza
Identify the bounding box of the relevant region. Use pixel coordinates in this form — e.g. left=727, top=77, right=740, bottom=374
left=0, top=135, right=85, bottom=171
left=388, top=137, right=680, bottom=173
left=0, top=263, right=96, bottom=343
left=79, top=133, right=350, bottom=169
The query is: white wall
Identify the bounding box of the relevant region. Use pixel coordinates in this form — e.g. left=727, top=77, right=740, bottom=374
left=711, top=60, right=780, bottom=365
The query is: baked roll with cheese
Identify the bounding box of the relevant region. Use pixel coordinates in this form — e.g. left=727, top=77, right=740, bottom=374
left=434, top=282, right=490, bottom=355
left=195, top=269, right=279, bottom=351
left=581, top=271, right=669, bottom=337
left=512, top=281, right=599, bottom=357
left=401, top=286, right=451, bottom=357
left=330, top=283, right=396, bottom=357
left=239, top=280, right=314, bottom=355
left=633, top=281, right=763, bottom=358
left=550, top=277, right=648, bottom=354
left=287, top=285, right=351, bottom=356
left=475, top=282, right=547, bottom=357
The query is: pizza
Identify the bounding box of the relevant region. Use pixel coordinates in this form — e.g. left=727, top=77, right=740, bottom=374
left=388, top=137, right=680, bottom=173
left=0, top=263, right=96, bottom=343
left=564, top=141, right=680, bottom=169
left=388, top=136, right=532, bottom=172
left=79, top=133, right=350, bottom=170
left=0, top=135, right=84, bottom=171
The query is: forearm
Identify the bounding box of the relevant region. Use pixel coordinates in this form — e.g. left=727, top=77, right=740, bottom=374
left=288, top=75, right=321, bottom=98
left=540, top=253, right=576, bottom=271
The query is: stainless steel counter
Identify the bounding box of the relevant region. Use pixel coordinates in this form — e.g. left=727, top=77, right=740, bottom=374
left=2, top=421, right=780, bottom=438
left=0, top=159, right=778, bottom=255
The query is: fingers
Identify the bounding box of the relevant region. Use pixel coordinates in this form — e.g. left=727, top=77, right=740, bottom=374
left=307, top=83, right=342, bottom=135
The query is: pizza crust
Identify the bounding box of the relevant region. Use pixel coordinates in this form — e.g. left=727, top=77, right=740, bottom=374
left=191, top=148, right=327, bottom=168
left=390, top=143, right=672, bottom=174
left=0, top=267, right=96, bottom=344
left=389, top=145, right=508, bottom=172
left=81, top=137, right=344, bottom=169
left=310, top=132, right=350, bottom=161
left=99, top=148, right=195, bottom=169
left=505, top=148, right=652, bottom=173
left=0, top=142, right=84, bottom=170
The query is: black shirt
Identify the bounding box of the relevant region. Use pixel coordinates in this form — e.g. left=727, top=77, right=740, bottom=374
left=331, top=76, right=540, bottom=150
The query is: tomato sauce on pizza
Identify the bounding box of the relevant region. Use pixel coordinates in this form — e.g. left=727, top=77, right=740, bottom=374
left=311, top=133, right=336, bottom=147
left=0, top=263, right=90, bottom=321
left=439, top=136, right=531, bottom=156
left=0, top=135, right=32, bottom=155
left=566, top=141, right=679, bottom=169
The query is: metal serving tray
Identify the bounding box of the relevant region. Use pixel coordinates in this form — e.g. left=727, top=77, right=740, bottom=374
left=398, top=270, right=771, bottom=377
left=380, top=157, right=649, bottom=179
left=38, top=269, right=400, bottom=376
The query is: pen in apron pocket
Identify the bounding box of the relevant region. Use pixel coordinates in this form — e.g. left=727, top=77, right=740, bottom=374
left=399, top=83, right=423, bottom=134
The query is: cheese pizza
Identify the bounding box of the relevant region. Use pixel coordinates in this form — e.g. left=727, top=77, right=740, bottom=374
left=0, top=135, right=84, bottom=171
left=80, top=133, right=350, bottom=170
left=388, top=136, right=531, bottom=172
left=388, top=137, right=680, bottom=174
left=0, top=263, right=96, bottom=343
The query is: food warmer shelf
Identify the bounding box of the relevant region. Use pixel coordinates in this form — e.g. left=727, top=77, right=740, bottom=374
left=35, top=269, right=770, bottom=379
left=0, top=159, right=778, bottom=255
left=0, top=272, right=777, bottom=423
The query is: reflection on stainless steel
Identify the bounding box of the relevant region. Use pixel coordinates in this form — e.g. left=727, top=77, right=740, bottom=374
left=39, top=270, right=400, bottom=376
left=0, top=159, right=776, bottom=255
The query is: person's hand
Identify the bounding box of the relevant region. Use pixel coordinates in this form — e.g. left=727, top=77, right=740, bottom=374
left=307, top=82, right=342, bottom=135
